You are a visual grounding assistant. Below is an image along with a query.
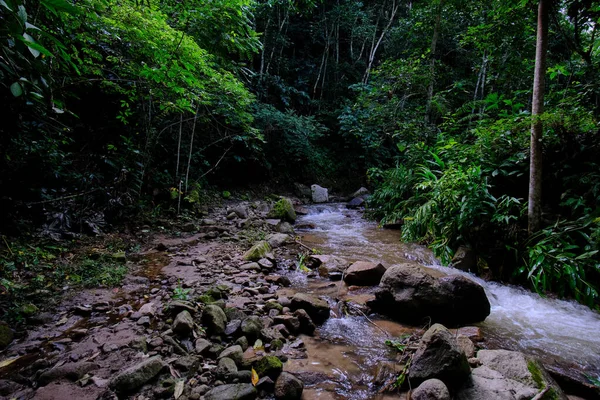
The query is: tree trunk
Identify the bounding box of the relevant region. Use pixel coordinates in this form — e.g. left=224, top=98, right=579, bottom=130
left=425, top=0, right=445, bottom=123
left=528, top=0, right=550, bottom=234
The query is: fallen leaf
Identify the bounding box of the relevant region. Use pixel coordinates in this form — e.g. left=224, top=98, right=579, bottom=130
left=174, top=379, right=184, bottom=399
left=251, top=368, right=259, bottom=386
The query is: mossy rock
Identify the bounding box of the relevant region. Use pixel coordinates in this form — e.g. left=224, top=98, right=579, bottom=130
left=264, top=302, right=283, bottom=313
left=254, top=355, right=283, bottom=380
left=0, top=324, right=14, bottom=349
left=243, top=241, right=271, bottom=261
left=268, top=198, right=297, bottom=223
left=270, top=339, right=284, bottom=351
left=21, top=303, right=39, bottom=316
left=196, top=295, right=216, bottom=304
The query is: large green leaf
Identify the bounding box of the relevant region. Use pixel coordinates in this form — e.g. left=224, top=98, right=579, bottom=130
left=41, top=0, right=78, bottom=15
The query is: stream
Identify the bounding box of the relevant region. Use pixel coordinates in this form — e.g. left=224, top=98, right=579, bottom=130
left=286, top=203, right=600, bottom=399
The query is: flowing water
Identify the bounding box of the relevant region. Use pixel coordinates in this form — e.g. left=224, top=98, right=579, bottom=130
left=287, top=203, right=600, bottom=398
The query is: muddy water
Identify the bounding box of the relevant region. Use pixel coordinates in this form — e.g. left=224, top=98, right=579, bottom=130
left=291, top=203, right=600, bottom=397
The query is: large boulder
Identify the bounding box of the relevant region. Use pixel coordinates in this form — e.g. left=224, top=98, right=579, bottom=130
left=109, top=356, right=165, bottom=393
left=457, top=350, right=567, bottom=400
left=412, top=379, right=451, bottom=400
left=311, top=185, right=329, bottom=203
left=369, top=262, right=490, bottom=326
left=409, top=324, right=471, bottom=389
left=243, top=241, right=271, bottom=261
left=268, top=198, right=297, bottom=223
left=344, top=261, right=386, bottom=286
left=290, top=293, right=330, bottom=324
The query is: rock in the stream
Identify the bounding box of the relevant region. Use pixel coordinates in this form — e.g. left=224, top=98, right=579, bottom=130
left=309, top=255, right=348, bottom=280
left=290, top=293, right=330, bottom=324
left=343, top=261, right=386, bottom=286
left=243, top=241, right=272, bottom=261
left=352, top=187, right=370, bottom=198
left=276, top=221, right=294, bottom=234
left=370, top=262, right=490, bottom=326
left=456, top=349, right=567, bottom=400
left=109, top=356, right=165, bottom=393
left=204, top=383, right=257, bottom=400
left=311, top=184, right=329, bottom=203
left=412, top=379, right=451, bottom=400
left=346, top=197, right=365, bottom=209
left=451, top=246, right=477, bottom=273
left=274, top=372, right=304, bottom=400
left=202, top=305, right=227, bottom=335
left=172, top=310, right=194, bottom=336
left=409, top=324, right=470, bottom=389
left=268, top=198, right=297, bottom=223
left=38, top=362, right=99, bottom=386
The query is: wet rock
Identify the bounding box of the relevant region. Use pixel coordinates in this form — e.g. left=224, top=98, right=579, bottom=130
left=344, top=261, right=386, bottom=286
left=0, top=379, right=20, bottom=396
left=409, top=324, right=470, bottom=389
left=451, top=246, right=477, bottom=273
left=412, top=379, right=451, bottom=400
left=274, top=315, right=300, bottom=334
left=219, top=345, right=244, bottom=365
left=254, top=355, right=283, bottom=380
left=267, top=233, right=289, bottom=249
left=256, top=376, right=275, bottom=392
left=346, top=197, right=365, bottom=209
left=309, top=255, right=348, bottom=279
left=243, top=241, right=271, bottom=262
left=225, top=307, right=247, bottom=322
left=173, top=310, right=194, bottom=336
left=0, top=323, right=13, bottom=349
left=109, top=356, right=165, bottom=393
left=373, top=361, right=403, bottom=388
left=268, top=198, right=297, bottom=223
left=370, top=262, right=490, bottom=326
left=274, top=372, right=304, bottom=400
left=293, top=309, right=316, bottom=335
left=276, top=221, right=294, bottom=234
left=204, top=383, right=257, bottom=400
left=457, top=335, right=476, bottom=358
left=457, top=349, right=567, bottom=400
left=290, top=293, right=330, bottom=324
left=38, top=362, right=99, bottom=386
left=258, top=258, right=274, bottom=269
left=311, top=184, right=329, bottom=203
left=203, top=305, right=227, bottom=335
left=72, top=305, right=93, bottom=316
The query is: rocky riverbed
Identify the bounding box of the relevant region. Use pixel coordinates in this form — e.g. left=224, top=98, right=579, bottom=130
left=0, top=194, right=597, bottom=400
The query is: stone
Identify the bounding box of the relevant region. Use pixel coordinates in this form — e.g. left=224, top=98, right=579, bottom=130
left=225, top=307, right=247, bottom=322
left=173, top=310, right=194, bottom=336
left=195, top=338, right=212, bottom=355
left=412, top=379, right=451, bottom=400
left=369, top=262, right=490, bottom=326
left=309, top=255, right=349, bottom=279
left=240, top=262, right=261, bottom=271
left=233, top=206, right=249, bottom=219
left=265, top=275, right=291, bottom=287
left=409, top=324, right=470, bottom=389
left=346, top=197, right=365, bottom=209
left=268, top=198, right=297, bottom=223
left=290, top=293, right=330, bottom=324
left=138, top=302, right=156, bottom=316
left=351, top=187, right=370, bottom=198
left=0, top=324, right=13, bottom=349
left=38, top=362, right=99, bottom=386
left=168, top=300, right=198, bottom=316
left=451, top=246, right=477, bottom=273
left=293, top=309, right=316, bottom=335
left=202, top=305, right=227, bottom=335
left=274, top=315, right=301, bottom=334
left=109, top=356, right=165, bottom=393
left=243, top=241, right=272, bottom=261
left=254, top=356, right=283, bottom=380
left=457, top=335, right=476, bottom=358
left=219, top=345, right=244, bottom=365
left=457, top=349, right=567, bottom=400
left=217, top=357, right=238, bottom=377
left=311, top=184, right=329, bottom=203
left=293, top=183, right=312, bottom=198
left=225, top=320, right=242, bottom=336
left=20, top=303, right=38, bottom=316
left=241, top=316, right=263, bottom=341
left=274, top=372, right=304, bottom=400
left=276, top=221, right=294, bottom=234
left=267, top=233, right=290, bottom=249
left=203, top=383, right=257, bottom=400
left=344, top=261, right=386, bottom=286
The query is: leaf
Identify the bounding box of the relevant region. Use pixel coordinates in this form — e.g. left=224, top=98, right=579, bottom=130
left=174, top=379, right=184, bottom=399
left=18, top=35, right=53, bottom=57
left=41, top=0, right=78, bottom=14
left=10, top=82, right=23, bottom=97
left=253, top=339, right=263, bottom=350
left=251, top=368, right=259, bottom=386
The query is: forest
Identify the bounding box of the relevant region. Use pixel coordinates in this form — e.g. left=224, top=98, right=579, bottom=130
left=1, top=0, right=600, bottom=312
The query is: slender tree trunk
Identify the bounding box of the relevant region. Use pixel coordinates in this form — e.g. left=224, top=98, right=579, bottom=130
left=363, top=0, right=398, bottom=84
left=425, top=0, right=445, bottom=123
left=175, top=113, right=183, bottom=183
left=185, top=106, right=199, bottom=193
left=528, top=0, right=550, bottom=234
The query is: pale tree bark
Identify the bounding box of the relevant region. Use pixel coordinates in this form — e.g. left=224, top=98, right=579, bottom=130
left=528, top=0, right=550, bottom=234
left=425, top=0, right=445, bottom=123
left=362, top=0, right=399, bottom=84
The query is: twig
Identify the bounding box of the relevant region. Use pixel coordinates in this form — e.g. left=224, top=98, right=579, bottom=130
left=198, top=145, right=233, bottom=179
left=293, top=239, right=313, bottom=251
left=531, top=387, right=550, bottom=400
left=347, top=303, right=390, bottom=337
left=2, top=236, right=14, bottom=256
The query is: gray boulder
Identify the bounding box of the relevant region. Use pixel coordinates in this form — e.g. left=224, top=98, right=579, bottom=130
left=409, top=324, right=470, bottom=389
left=311, top=184, right=329, bottom=203
left=412, top=379, right=451, bottom=400
left=202, top=305, right=227, bottom=335
left=290, top=293, right=330, bottom=324
left=204, top=383, right=257, bottom=400
left=369, top=262, right=490, bottom=326
left=274, top=372, right=304, bottom=400
left=276, top=221, right=295, bottom=234
left=457, top=350, right=567, bottom=400
left=243, top=241, right=271, bottom=261
left=172, top=310, right=194, bottom=336
left=346, top=197, right=365, bottom=209
left=344, top=261, right=386, bottom=286
left=109, top=356, right=165, bottom=393
left=267, top=233, right=290, bottom=249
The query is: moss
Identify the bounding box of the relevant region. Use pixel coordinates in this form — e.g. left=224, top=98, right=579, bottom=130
left=243, top=241, right=271, bottom=261
left=254, top=355, right=283, bottom=379
left=527, top=360, right=559, bottom=400
left=263, top=302, right=283, bottom=313
left=20, top=303, right=39, bottom=316
left=196, top=295, right=215, bottom=304
left=270, top=339, right=284, bottom=351
left=268, top=198, right=297, bottom=223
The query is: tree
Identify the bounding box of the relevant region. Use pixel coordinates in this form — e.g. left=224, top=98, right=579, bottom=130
left=528, top=0, right=551, bottom=234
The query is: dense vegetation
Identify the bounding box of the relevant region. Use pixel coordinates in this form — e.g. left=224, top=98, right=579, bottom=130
left=1, top=0, right=599, bottom=309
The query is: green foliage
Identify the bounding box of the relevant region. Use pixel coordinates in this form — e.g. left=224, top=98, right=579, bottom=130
left=173, top=281, right=191, bottom=300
